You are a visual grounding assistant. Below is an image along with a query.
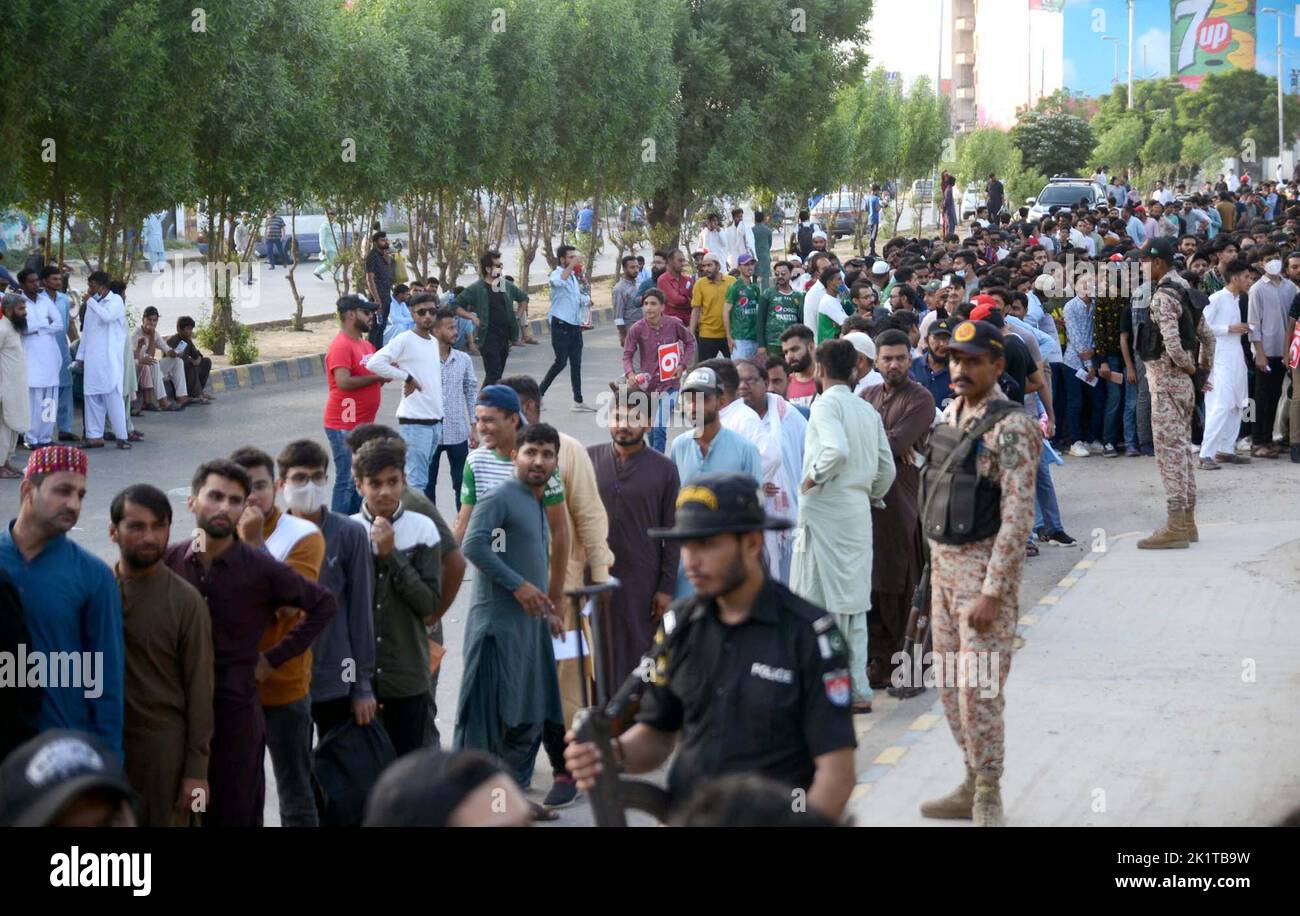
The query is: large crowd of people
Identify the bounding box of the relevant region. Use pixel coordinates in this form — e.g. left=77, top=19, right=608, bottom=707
left=0, top=167, right=1296, bottom=828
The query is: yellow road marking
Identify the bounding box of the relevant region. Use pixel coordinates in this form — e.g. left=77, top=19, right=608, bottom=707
left=1058, top=576, right=1078, bottom=587
left=850, top=783, right=872, bottom=803
left=909, top=713, right=941, bottom=731
left=874, top=746, right=907, bottom=765
left=1019, top=614, right=1038, bottom=626
left=1074, top=559, right=1095, bottom=570
left=1038, top=595, right=1059, bottom=605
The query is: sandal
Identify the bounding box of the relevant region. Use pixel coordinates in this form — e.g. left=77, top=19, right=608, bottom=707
left=83, top=439, right=105, bottom=448
left=116, top=441, right=132, bottom=450
left=0, top=466, right=22, bottom=479
left=142, top=403, right=161, bottom=412
left=128, top=431, right=145, bottom=442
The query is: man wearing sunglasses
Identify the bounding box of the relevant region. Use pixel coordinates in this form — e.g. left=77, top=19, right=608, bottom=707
left=368, top=292, right=446, bottom=493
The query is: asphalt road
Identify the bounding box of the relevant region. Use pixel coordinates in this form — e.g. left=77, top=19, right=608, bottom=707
left=3, top=323, right=1294, bottom=826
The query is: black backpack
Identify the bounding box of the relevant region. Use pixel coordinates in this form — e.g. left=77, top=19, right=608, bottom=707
left=1136, top=279, right=1196, bottom=362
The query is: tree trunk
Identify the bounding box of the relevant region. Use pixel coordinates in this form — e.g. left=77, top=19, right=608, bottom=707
left=287, top=204, right=306, bottom=331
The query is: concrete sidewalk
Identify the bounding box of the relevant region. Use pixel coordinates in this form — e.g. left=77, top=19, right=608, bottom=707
left=850, top=520, right=1300, bottom=827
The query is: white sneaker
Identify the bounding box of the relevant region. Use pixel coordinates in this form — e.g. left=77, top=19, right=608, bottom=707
left=1103, top=444, right=1118, bottom=457
left=1087, top=440, right=1104, bottom=455
left=1236, top=437, right=1253, bottom=454
left=1069, top=442, right=1090, bottom=458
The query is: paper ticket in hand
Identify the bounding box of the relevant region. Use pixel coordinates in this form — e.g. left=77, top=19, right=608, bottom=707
left=658, top=341, right=683, bottom=379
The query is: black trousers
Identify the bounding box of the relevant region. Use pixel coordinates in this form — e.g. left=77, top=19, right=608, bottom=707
left=184, top=357, right=212, bottom=397
left=481, top=332, right=512, bottom=386
left=1254, top=357, right=1285, bottom=445
left=378, top=692, right=430, bottom=758
left=697, top=336, right=730, bottom=361
left=540, top=720, right=571, bottom=779
left=540, top=318, right=584, bottom=402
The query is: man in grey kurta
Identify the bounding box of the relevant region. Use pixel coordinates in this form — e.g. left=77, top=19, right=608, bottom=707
left=454, top=424, right=564, bottom=787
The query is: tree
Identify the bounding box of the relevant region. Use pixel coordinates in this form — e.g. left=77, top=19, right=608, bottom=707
left=1175, top=68, right=1300, bottom=160
left=1140, top=112, right=1182, bottom=178
left=838, top=68, right=902, bottom=253
left=1091, top=114, right=1147, bottom=175
left=648, top=0, right=875, bottom=234
left=1179, top=130, right=1222, bottom=182
left=1010, top=102, right=1095, bottom=178
left=955, top=129, right=1021, bottom=186
left=895, top=76, right=949, bottom=233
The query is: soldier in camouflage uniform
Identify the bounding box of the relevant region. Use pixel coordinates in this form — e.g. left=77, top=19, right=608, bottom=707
left=918, top=321, right=1041, bottom=828
left=1137, top=238, right=1214, bottom=549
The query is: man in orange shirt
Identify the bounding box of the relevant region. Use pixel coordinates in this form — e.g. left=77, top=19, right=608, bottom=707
left=231, top=447, right=326, bottom=827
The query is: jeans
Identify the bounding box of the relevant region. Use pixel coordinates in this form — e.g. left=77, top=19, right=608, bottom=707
left=264, top=697, right=318, bottom=827
left=265, top=237, right=287, bottom=267
left=325, top=427, right=360, bottom=514
left=1102, top=353, right=1126, bottom=447
left=1135, top=357, right=1153, bottom=450
left=429, top=439, right=469, bottom=510
left=1065, top=369, right=1105, bottom=444
left=1033, top=445, right=1063, bottom=535
left=398, top=421, right=443, bottom=492
left=732, top=339, right=759, bottom=360
left=650, top=387, right=678, bottom=453
left=540, top=318, right=584, bottom=402
left=454, top=317, right=476, bottom=350
left=1049, top=362, right=1068, bottom=445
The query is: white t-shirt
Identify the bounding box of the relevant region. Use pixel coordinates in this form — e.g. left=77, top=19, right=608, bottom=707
left=367, top=329, right=445, bottom=421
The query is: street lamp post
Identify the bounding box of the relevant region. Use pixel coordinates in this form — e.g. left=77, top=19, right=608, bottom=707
left=1262, top=8, right=1286, bottom=177
left=1102, top=36, right=1119, bottom=85
left=1127, top=0, right=1134, bottom=108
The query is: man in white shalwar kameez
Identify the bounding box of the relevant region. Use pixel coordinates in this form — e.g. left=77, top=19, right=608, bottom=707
left=736, top=357, right=807, bottom=583
left=1200, top=263, right=1251, bottom=466
left=0, top=294, right=31, bottom=475
left=791, top=338, right=895, bottom=712
left=78, top=272, right=130, bottom=447
left=16, top=269, right=62, bottom=448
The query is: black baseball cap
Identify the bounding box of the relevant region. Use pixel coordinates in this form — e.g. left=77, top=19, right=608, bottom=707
left=1140, top=236, right=1177, bottom=262
left=0, top=730, right=136, bottom=827
left=947, top=320, right=1005, bottom=356
left=336, top=294, right=378, bottom=314
left=364, top=747, right=511, bottom=827
left=929, top=318, right=954, bottom=338
left=648, top=472, right=792, bottom=540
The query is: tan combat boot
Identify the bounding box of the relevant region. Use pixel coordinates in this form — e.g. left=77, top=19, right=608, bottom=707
left=919, top=768, right=975, bottom=819
left=1184, top=506, right=1198, bottom=543
left=972, top=773, right=1004, bottom=827
left=1137, top=512, right=1190, bottom=549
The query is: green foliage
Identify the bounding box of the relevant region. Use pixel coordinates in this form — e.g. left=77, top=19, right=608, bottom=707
left=226, top=322, right=259, bottom=366
left=1010, top=106, right=1095, bottom=178
left=955, top=129, right=1021, bottom=186
left=1091, top=114, right=1147, bottom=172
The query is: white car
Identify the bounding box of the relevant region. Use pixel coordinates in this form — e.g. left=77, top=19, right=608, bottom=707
left=1027, top=178, right=1109, bottom=223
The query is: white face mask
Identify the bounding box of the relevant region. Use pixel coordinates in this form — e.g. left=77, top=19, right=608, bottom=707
left=1266, top=259, right=1283, bottom=276
left=284, top=481, right=329, bottom=515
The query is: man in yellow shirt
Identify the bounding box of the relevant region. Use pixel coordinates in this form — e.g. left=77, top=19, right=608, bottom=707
left=690, top=252, right=736, bottom=360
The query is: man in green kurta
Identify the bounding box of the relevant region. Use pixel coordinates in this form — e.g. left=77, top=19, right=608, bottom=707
left=454, top=423, right=565, bottom=788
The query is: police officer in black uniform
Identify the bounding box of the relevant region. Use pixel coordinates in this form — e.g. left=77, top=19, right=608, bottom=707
left=563, top=473, right=858, bottom=822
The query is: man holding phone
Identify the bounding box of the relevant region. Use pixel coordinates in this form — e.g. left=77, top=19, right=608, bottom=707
left=540, top=245, right=594, bottom=411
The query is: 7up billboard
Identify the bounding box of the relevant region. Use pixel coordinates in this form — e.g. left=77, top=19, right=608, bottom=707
left=1172, top=0, right=1257, bottom=89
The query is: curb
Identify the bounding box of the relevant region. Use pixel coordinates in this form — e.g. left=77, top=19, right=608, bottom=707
left=211, top=305, right=619, bottom=395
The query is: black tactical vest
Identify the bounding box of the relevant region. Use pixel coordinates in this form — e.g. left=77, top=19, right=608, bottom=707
left=920, top=400, right=1023, bottom=545
left=1135, top=278, right=1197, bottom=362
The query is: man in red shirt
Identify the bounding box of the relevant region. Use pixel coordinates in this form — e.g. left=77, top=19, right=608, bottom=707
left=656, top=248, right=694, bottom=325
left=780, top=324, right=819, bottom=407
left=324, top=295, right=390, bottom=513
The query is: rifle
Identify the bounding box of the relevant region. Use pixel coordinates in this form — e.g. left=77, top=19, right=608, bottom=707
left=886, top=558, right=931, bottom=700
left=567, top=578, right=673, bottom=826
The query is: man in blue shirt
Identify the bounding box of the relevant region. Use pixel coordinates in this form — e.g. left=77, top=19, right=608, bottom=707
left=0, top=447, right=124, bottom=759
left=539, top=245, right=594, bottom=411
left=866, top=184, right=883, bottom=258
left=669, top=367, right=763, bottom=598
left=909, top=319, right=953, bottom=409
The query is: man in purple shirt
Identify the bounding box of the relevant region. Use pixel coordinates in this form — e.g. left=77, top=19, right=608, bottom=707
left=621, top=288, right=696, bottom=453
left=165, top=459, right=337, bottom=826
